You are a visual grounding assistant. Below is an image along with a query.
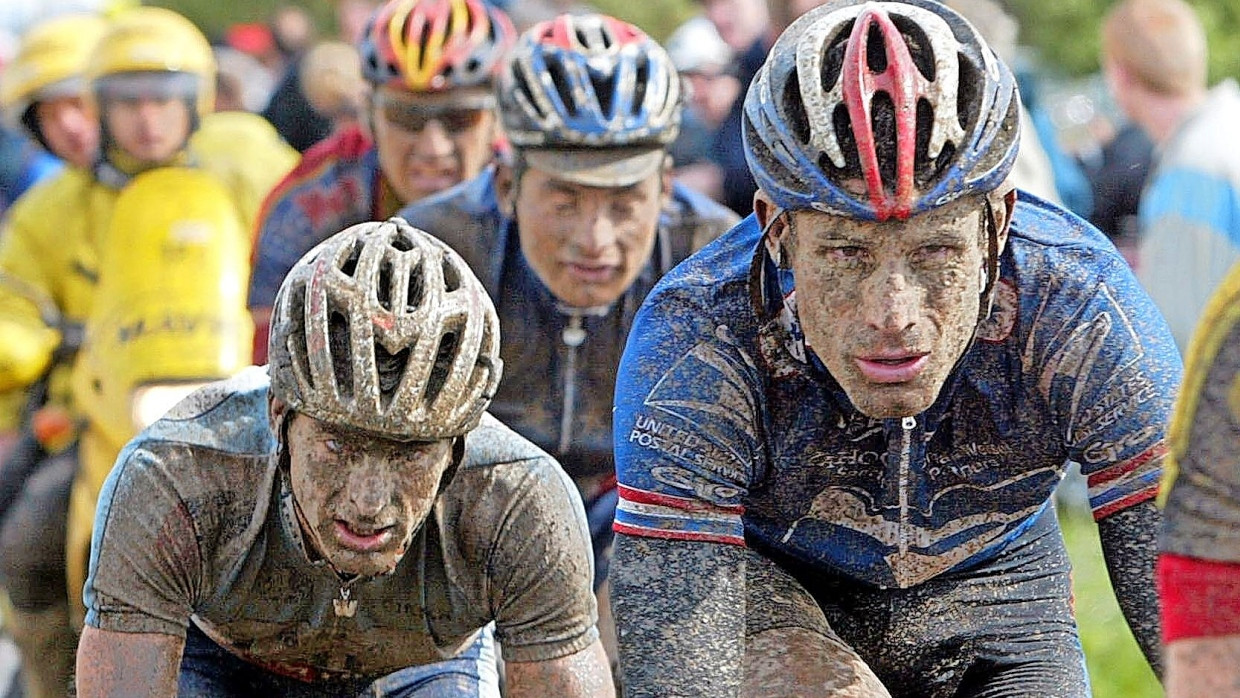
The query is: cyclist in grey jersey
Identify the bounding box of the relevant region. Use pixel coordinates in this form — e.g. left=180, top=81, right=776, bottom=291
left=76, top=220, right=613, bottom=697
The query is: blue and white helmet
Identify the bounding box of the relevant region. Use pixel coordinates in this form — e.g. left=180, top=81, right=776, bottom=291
left=744, top=0, right=1021, bottom=221
left=497, top=12, right=682, bottom=149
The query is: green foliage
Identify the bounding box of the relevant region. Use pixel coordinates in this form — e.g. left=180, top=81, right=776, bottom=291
left=1060, top=508, right=1163, bottom=698
left=145, top=0, right=335, bottom=43
left=1006, top=0, right=1239, bottom=82
left=589, top=0, right=700, bottom=42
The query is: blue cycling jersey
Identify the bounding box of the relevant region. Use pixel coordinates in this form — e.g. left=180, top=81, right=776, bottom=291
left=613, top=195, right=1181, bottom=589
left=398, top=168, right=738, bottom=482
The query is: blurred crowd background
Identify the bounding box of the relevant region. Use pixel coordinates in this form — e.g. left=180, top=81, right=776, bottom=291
left=3, top=0, right=1238, bottom=245
left=1, top=1, right=1237, bottom=696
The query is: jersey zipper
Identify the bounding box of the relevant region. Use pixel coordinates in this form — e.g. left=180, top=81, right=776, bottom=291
left=898, top=415, right=916, bottom=556
left=558, top=313, right=586, bottom=456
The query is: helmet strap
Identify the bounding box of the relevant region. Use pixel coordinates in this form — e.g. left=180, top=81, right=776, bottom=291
left=978, top=195, right=1002, bottom=324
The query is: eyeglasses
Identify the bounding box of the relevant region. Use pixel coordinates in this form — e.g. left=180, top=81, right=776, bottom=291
left=377, top=98, right=490, bottom=135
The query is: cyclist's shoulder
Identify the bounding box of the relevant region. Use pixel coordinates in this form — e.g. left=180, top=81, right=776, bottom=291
left=1182, top=262, right=1240, bottom=378
left=446, top=412, right=579, bottom=517
left=459, top=413, right=560, bottom=474
left=1004, top=194, right=1143, bottom=309
left=259, top=127, right=376, bottom=217
left=133, top=366, right=277, bottom=460
left=644, top=214, right=761, bottom=320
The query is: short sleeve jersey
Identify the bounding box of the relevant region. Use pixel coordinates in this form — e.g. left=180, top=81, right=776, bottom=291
left=84, top=367, right=598, bottom=681
left=613, top=195, right=1182, bottom=589
left=1161, top=261, right=1240, bottom=562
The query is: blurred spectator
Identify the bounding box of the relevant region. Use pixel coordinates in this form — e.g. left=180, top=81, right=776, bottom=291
left=298, top=40, right=366, bottom=132
left=941, top=0, right=1067, bottom=208
left=226, top=22, right=282, bottom=73
left=698, top=0, right=773, bottom=215
left=768, top=0, right=826, bottom=34
left=0, top=122, right=60, bottom=215
left=664, top=16, right=738, bottom=199
left=0, top=13, right=106, bottom=169
left=1102, top=0, right=1240, bottom=352
left=262, top=0, right=380, bottom=152
left=1081, top=119, right=1154, bottom=261
left=270, top=4, right=316, bottom=60
left=213, top=45, right=277, bottom=113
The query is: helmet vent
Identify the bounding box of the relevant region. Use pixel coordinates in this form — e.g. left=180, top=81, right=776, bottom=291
left=592, top=70, right=615, bottom=118
left=329, top=310, right=353, bottom=398
left=287, top=285, right=314, bottom=390
left=632, top=58, right=650, bottom=116
left=377, top=263, right=394, bottom=311
left=547, top=59, right=577, bottom=116
left=390, top=231, right=414, bottom=252
left=865, top=23, right=888, bottom=72
left=870, top=92, right=897, bottom=188
left=339, top=238, right=364, bottom=277
left=441, top=255, right=461, bottom=292
left=424, top=325, right=462, bottom=406
left=512, top=67, right=544, bottom=118
left=417, top=21, right=434, bottom=72
left=955, top=55, right=979, bottom=132
left=891, top=15, right=934, bottom=80
left=407, top=270, right=425, bottom=310
left=830, top=104, right=858, bottom=176
left=784, top=71, right=811, bottom=146
left=375, top=342, right=410, bottom=408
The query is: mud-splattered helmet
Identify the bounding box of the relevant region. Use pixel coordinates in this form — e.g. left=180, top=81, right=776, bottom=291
left=744, top=0, right=1021, bottom=220
left=498, top=12, right=682, bottom=149
left=358, top=0, right=516, bottom=93
left=269, top=218, right=502, bottom=441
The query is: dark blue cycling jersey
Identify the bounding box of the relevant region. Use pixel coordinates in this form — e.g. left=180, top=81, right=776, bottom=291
left=613, top=195, right=1181, bottom=589
left=399, top=168, right=738, bottom=484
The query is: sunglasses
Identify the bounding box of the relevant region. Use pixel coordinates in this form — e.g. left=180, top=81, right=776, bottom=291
left=377, top=98, right=491, bottom=134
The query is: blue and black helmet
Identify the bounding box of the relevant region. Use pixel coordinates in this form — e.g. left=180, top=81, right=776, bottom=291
left=744, top=0, right=1022, bottom=221
left=497, top=13, right=682, bottom=149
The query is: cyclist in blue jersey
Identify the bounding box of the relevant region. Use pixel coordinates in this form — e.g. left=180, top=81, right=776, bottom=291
left=398, top=13, right=738, bottom=668
left=609, top=1, right=1178, bottom=696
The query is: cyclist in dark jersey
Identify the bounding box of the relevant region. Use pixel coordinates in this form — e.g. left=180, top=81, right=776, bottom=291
left=609, top=1, right=1178, bottom=696
left=398, top=13, right=738, bottom=667
left=1158, top=261, right=1240, bottom=697
left=76, top=220, right=613, bottom=697
left=247, top=0, right=517, bottom=361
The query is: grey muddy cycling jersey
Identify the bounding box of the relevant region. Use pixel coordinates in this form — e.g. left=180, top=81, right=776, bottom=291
left=84, top=367, right=597, bottom=682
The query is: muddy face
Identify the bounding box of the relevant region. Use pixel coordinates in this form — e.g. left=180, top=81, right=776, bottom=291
left=773, top=196, right=993, bottom=418
left=510, top=164, right=669, bottom=309
left=285, top=413, right=452, bottom=577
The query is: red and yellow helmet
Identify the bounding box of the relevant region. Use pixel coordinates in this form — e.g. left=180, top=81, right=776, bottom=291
left=358, top=0, right=516, bottom=93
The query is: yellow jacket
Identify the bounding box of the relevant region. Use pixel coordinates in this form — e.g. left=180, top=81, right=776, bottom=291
left=0, top=111, right=297, bottom=430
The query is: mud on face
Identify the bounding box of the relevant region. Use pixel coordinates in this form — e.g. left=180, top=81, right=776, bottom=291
left=777, top=196, right=991, bottom=418
left=285, top=413, right=453, bottom=577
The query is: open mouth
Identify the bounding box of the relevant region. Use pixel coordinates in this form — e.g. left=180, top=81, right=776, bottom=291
left=333, top=520, right=395, bottom=552
left=565, top=262, right=617, bottom=284
left=854, top=354, right=930, bottom=383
